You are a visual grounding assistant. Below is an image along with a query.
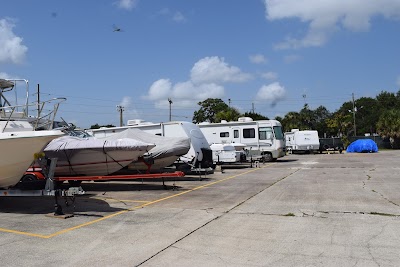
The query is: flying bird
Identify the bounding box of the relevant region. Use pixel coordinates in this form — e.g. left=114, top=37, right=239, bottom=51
left=112, top=24, right=123, bottom=32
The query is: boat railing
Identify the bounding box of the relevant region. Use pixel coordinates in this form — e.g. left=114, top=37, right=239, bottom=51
left=0, top=97, right=67, bottom=132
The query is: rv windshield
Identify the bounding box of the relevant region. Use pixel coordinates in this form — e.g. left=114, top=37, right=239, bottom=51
left=273, top=126, right=284, bottom=140
left=259, top=127, right=273, bottom=140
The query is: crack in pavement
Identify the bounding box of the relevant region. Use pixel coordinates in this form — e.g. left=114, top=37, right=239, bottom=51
left=134, top=168, right=301, bottom=266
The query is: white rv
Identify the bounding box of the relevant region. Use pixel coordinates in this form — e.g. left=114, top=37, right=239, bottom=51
left=198, top=117, right=285, bottom=162
left=285, top=129, right=320, bottom=153
left=87, top=120, right=213, bottom=170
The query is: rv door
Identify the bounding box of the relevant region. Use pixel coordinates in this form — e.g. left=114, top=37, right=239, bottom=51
left=232, top=127, right=241, bottom=143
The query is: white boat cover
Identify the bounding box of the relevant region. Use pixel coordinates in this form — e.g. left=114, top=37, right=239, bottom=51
left=100, top=128, right=190, bottom=160
left=45, top=135, right=155, bottom=153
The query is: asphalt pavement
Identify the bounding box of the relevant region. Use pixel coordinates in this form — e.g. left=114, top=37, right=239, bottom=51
left=1, top=150, right=399, bottom=266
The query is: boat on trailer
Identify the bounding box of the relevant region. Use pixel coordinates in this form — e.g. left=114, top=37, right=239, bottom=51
left=0, top=79, right=65, bottom=189
left=43, top=135, right=155, bottom=176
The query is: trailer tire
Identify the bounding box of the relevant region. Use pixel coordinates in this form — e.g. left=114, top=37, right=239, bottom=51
left=20, top=174, right=39, bottom=183
left=68, top=180, right=82, bottom=187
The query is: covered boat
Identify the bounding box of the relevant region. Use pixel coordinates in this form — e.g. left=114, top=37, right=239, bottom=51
left=44, top=136, right=155, bottom=176
left=100, top=128, right=191, bottom=172
left=346, top=139, right=378, bottom=153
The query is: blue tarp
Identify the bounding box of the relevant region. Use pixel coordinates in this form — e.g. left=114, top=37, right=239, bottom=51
left=346, top=139, right=378, bottom=153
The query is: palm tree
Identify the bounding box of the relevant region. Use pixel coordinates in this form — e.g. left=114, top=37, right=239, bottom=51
left=376, top=109, right=400, bottom=148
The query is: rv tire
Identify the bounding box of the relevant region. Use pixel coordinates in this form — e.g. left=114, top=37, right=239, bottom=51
left=262, top=153, right=273, bottom=162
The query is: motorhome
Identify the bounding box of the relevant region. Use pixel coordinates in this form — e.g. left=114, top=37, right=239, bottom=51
left=87, top=120, right=213, bottom=171
left=285, top=129, right=320, bottom=153
left=197, top=117, right=285, bottom=162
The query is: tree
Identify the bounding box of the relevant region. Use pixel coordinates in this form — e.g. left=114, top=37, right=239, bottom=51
left=242, top=112, right=269, bottom=121
left=299, top=104, right=315, bottom=129
left=376, top=109, right=400, bottom=148
left=216, top=107, right=241, bottom=122
left=90, top=123, right=101, bottom=129
left=90, top=123, right=115, bottom=129
left=313, top=105, right=332, bottom=137
left=281, top=111, right=302, bottom=132
left=192, top=98, right=229, bottom=123
left=376, top=91, right=398, bottom=110
left=326, top=110, right=352, bottom=137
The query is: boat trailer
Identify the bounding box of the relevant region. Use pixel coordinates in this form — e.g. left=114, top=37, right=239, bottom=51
left=0, top=158, right=85, bottom=217
left=2, top=156, right=186, bottom=216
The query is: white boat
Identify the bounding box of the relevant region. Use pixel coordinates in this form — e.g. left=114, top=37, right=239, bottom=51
left=98, top=128, right=191, bottom=172
left=0, top=130, right=65, bottom=189
left=43, top=135, right=156, bottom=176
left=87, top=120, right=214, bottom=171
left=0, top=78, right=66, bottom=188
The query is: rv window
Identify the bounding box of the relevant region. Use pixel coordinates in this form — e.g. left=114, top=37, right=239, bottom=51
left=220, top=132, right=229, bottom=137
left=234, top=130, right=239, bottom=138
left=273, top=126, right=284, bottom=140
left=243, top=128, right=255, bottom=138
left=259, top=127, right=273, bottom=140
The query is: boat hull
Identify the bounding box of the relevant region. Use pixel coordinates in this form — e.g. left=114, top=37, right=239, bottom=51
left=43, top=135, right=155, bottom=176
left=127, top=155, right=180, bottom=171
left=0, top=131, right=64, bottom=189
left=46, top=149, right=147, bottom=176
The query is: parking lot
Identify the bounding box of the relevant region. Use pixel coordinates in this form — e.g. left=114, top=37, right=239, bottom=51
left=1, top=151, right=400, bottom=266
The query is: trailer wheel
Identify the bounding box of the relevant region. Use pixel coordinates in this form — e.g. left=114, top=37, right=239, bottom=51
left=20, top=174, right=39, bottom=183
left=68, top=180, right=82, bottom=187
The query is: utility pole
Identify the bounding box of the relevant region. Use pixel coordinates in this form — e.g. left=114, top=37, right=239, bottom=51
left=228, top=98, right=231, bottom=108
left=352, top=93, right=356, bottom=136
left=37, top=84, right=40, bottom=118
left=168, top=98, right=173, bottom=121
left=116, top=105, right=124, bottom=127
left=252, top=102, right=255, bottom=113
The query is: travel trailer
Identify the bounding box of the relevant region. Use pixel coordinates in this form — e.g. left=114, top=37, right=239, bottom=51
left=285, top=129, right=320, bottom=153
left=87, top=120, right=213, bottom=171
left=198, top=117, right=285, bottom=162
left=210, top=143, right=238, bottom=164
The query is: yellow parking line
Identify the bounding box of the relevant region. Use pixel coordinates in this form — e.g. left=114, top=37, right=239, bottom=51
left=2, top=164, right=270, bottom=239
left=0, top=228, right=48, bottom=239
left=92, top=197, right=150, bottom=203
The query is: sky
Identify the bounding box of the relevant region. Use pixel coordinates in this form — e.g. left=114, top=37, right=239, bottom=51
left=1, top=0, right=400, bottom=128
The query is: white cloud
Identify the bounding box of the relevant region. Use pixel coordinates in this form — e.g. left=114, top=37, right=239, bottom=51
left=0, top=72, right=14, bottom=79
left=283, top=54, right=302, bottom=63
left=0, top=18, right=28, bottom=64
left=155, top=8, right=186, bottom=23
left=191, top=56, right=252, bottom=84
left=261, top=71, right=278, bottom=80
left=145, top=79, right=224, bottom=109
left=146, top=79, right=172, bottom=101
left=115, top=0, right=139, bottom=11
left=249, top=54, right=267, bottom=64
left=264, top=0, right=400, bottom=49
left=256, top=82, right=286, bottom=107
left=144, top=57, right=252, bottom=110
left=173, top=12, right=186, bottom=22
left=119, top=96, right=132, bottom=108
